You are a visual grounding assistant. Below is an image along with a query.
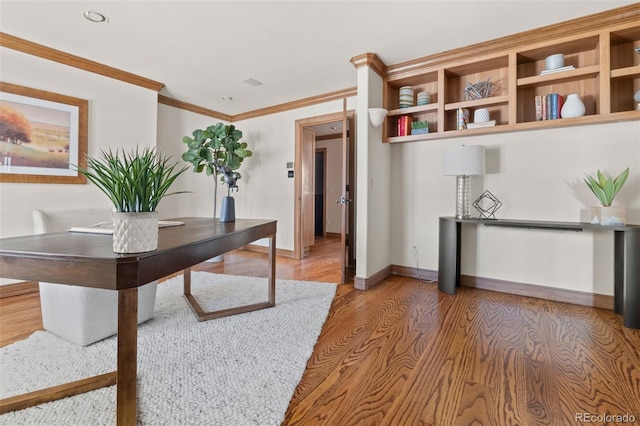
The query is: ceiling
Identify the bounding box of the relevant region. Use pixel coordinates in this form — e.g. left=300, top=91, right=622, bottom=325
left=1, top=1, right=635, bottom=118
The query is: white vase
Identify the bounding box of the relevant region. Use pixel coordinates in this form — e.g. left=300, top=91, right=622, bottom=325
left=112, top=211, right=159, bottom=253
left=473, top=108, right=490, bottom=123
left=561, top=93, right=586, bottom=118
left=590, top=206, right=626, bottom=226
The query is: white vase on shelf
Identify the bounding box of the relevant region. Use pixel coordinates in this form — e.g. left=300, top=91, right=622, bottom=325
left=561, top=93, right=586, bottom=118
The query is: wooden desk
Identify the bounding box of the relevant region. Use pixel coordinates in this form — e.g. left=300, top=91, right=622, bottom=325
left=438, top=217, right=640, bottom=329
left=0, top=217, right=277, bottom=425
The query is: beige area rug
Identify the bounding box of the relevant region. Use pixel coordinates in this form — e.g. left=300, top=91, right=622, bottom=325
left=0, top=272, right=336, bottom=425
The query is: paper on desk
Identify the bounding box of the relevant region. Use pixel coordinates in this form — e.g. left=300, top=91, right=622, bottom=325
left=68, top=220, right=184, bottom=235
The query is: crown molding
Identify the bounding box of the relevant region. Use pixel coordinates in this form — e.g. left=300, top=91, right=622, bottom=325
left=350, top=53, right=386, bottom=78
left=232, top=87, right=357, bottom=122
left=158, top=94, right=232, bottom=122
left=0, top=32, right=165, bottom=92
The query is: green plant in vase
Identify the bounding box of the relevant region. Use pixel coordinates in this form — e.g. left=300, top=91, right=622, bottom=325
left=75, top=146, right=188, bottom=252
left=411, top=120, right=429, bottom=135
left=182, top=123, right=252, bottom=221
left=584, top=167, right=629, bottom=225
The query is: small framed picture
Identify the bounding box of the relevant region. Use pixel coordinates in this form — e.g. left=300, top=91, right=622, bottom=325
left=0, top=82, right=88, bottom=184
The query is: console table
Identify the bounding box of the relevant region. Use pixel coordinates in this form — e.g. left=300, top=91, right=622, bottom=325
left=0, top=217, right=277, bottom=425
left=438, top=217, right=640, bottom=329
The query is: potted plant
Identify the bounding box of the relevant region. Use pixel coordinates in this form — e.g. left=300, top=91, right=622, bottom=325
left=182, top=123, right=252, bottom=222
left=411, top=120, right=429, bottom=135
left=75, top=146, right=188, bottom=253
left=584, top=167, right=629, bottom=225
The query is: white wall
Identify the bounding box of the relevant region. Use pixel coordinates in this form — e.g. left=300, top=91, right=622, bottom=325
left=390, top=121, right=640, bottom=295
left=156, top=99, right=356, bottom=251
left=316, top=138, right=342, bottom=234
left=0, top=47, right=158, bottom=239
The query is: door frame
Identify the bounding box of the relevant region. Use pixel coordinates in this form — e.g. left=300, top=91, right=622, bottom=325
left=294, top=109, right=354, bottom=260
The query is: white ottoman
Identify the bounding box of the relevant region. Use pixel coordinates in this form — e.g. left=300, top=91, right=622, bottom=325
left=39, top=281, right=157, bottom=346
left=33, top=208, right=158, bottom=346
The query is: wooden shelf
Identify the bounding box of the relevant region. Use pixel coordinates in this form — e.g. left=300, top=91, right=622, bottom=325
left=611, top=66, right=640, bottom=79
left=445, top=95, right=509, bottom=111
left=517, top=65, right=600, bottom=87
left=388, top=103, right=437, bottom=116
left=381, top=5, right=640, bottom=142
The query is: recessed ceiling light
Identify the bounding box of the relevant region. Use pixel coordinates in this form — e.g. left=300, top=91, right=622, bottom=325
left=221, top=96, right=233, bottom=101
left=83, top=10, right=109, bottom=23
left=243, top=78, right=263, bottom=87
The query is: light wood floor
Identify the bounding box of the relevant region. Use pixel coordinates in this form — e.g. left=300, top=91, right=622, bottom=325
left=1, top=236, right=639, bottom=425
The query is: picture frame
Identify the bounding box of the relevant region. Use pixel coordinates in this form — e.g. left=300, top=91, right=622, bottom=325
left=0, top=82, right=88, bottom=184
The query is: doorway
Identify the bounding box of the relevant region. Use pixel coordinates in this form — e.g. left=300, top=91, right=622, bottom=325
left=314, top=149, right=326, bottom=237
left=294, top=109, right=355, bottom=284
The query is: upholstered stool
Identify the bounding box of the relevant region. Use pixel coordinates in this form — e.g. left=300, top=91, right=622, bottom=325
left=33, top=208, right=157, bottom=346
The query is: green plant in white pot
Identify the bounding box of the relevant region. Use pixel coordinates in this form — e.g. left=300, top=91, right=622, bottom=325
left=182, top=123, right=252, bottom=222
left=584, top=167, right=629, bottom=225
left=76, top=147, right=188, bottom=253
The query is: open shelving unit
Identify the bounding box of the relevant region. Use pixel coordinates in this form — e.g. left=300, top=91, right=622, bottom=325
left=381, top=5, right=640, bottom=143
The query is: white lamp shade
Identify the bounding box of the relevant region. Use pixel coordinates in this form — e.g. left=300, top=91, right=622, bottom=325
left=368, top=108, right=388, bottom=127
left=442, top=145, right=485, bottom=176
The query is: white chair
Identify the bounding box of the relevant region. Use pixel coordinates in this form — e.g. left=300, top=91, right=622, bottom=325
left=33, top=208, right=158, bottom=346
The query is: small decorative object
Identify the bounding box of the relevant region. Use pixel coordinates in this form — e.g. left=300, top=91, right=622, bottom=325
left=561, top=93, right=586, bottom=118
left=417, top=91, right=430, bottom=105
left=368, top=108, right=388, bottom=127
left=75, top=147, right=188, bottom=253
left=464, top=77, right=494, bottom=100
left=442, top=145, right=485, bottom=219
left=399, top=86, right=414, bottom=108
left=473, top=108, right=490, bottom=123
left=182, top=123, right=252, bottom=222
left=584, top=167, right=629, bottom=225
left=545, top=53, right=565, bottom=70
left=472, top=190, right=503, bottom=219
left=634, top=89, right=640, bottom=111
left=411, top=120, right=429, bottom=135
left=456, top=108, right=470, bottom=130
left=217, top=165, right=241, bottom=222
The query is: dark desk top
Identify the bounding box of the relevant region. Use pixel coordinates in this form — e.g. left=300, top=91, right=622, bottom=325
left=440, top=217, right=640, bottom=231
left=0, top=217, right=276, bottom=290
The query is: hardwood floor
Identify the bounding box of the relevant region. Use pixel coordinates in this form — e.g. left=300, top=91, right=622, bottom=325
left=1, top=235, right=639, bottom=425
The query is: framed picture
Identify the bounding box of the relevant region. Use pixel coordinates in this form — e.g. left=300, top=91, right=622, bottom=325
left=0, top=82, right=88, bottom=184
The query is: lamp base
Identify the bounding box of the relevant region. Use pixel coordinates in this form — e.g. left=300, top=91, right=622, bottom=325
left=455, top=175, right=471, bottom=219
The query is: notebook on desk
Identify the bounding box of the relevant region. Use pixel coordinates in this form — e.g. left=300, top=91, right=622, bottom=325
left=69, top=220, right=184, bottom=235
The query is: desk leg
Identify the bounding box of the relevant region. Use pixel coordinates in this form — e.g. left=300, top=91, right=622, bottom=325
left=268, top=233, right=276, bottom=305
left=438, top=218, right=461, bottom=295
left=614, top=231, right=624, bottom=315
left=624, top=229, right=640, bottom=329
left=184, top=267, right=192, bottom=296
left=117, top=287, right=138, bottom=426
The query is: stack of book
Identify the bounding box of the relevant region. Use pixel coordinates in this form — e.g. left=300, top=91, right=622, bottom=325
left=535, top=93, right=564, bottom=120
left=467, top=120, right=496, bottom=129
left=397, top=115, right=412, bottom=136
left=540, top=65, right=575, bottom=75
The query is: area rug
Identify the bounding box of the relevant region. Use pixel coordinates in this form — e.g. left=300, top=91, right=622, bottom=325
left=0, top=272, right=336, bottom=425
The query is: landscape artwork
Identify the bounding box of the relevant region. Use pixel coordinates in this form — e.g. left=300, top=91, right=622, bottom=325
left=0, top=83, right=87, bottom=184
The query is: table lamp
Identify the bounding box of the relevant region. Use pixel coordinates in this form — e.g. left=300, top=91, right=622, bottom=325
left=442, top=145, right=485, bottom=219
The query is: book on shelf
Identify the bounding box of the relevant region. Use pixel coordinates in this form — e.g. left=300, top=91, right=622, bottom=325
left=466, top=120, right=496, bottom=129
left=540, top=65, right=575, bottom=75
left=536, top=93, right=564, bottom=120
left=397, top=115, right=412, bottom=136
left=69, top=220, right=184, bottom=235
